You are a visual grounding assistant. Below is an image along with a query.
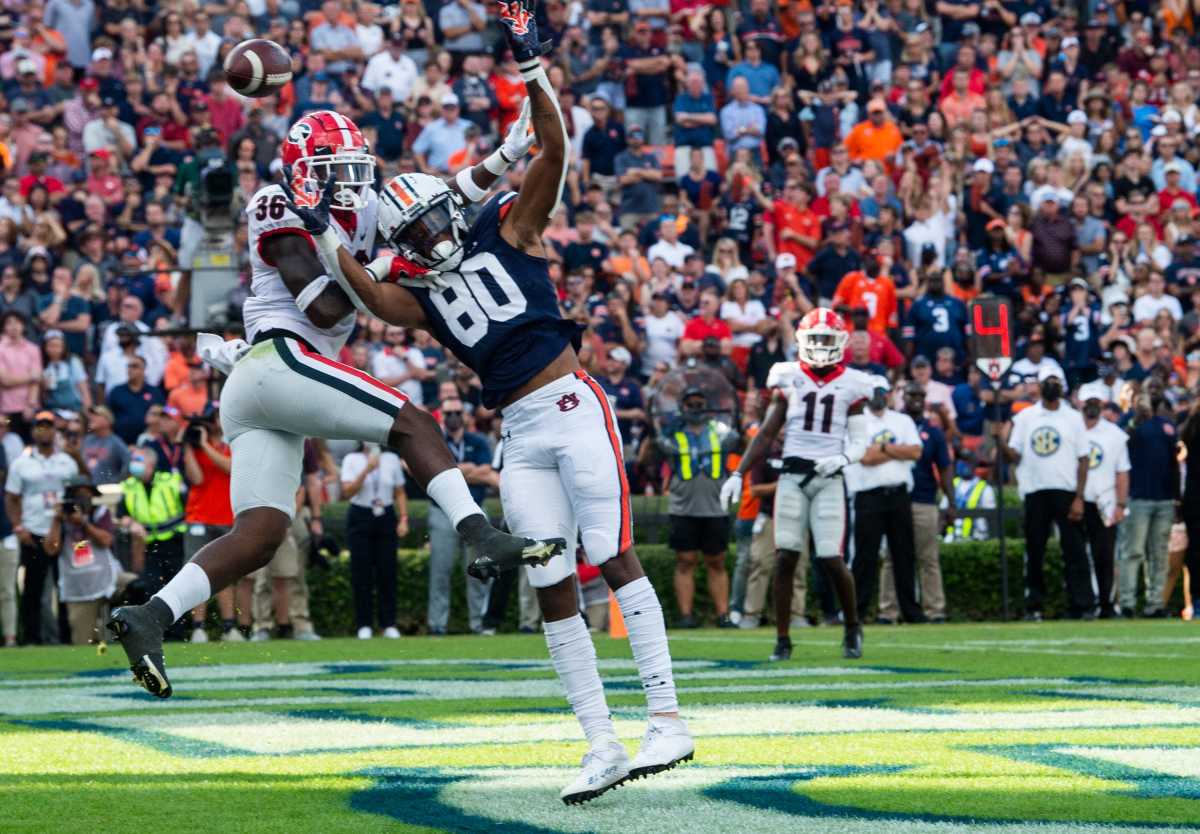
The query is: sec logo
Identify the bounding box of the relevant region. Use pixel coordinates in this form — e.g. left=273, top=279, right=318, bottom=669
left=873, top=430, right=896, bottom=444
left=1031, top=426, right=1062, bottom=456
left=1088, top=441, right=1103, bottom=469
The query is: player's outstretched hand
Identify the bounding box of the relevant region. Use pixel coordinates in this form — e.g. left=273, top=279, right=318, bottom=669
left=496, top=0, right=550, bottom=63
left=719, top=471, right=742, bottom=510
left=279, top=166, right=338, bottom=236
left=499, top=98, right=536, bottom=165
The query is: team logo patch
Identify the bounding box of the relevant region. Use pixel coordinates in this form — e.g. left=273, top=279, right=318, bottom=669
left=1088, top=441, right=1103, bottom=469
left=288, top=121, right=313, bottom=145
left=1031, top=427, right=1062, bottom=457
left=872, top=430, right=896, bottom=444
left=556, top=393, right=580, bottom=412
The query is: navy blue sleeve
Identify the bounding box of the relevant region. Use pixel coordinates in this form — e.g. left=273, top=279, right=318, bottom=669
left=930, top=426, right=950, bottom=468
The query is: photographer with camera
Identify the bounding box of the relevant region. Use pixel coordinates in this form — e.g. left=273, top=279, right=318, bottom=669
left=181, top=405, right=238, bottom=642
left=43, top=475, right=134, bottom=645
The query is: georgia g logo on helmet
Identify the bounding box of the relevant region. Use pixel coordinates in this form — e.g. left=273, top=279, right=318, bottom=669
left=795, top=307, right=849, bottom=368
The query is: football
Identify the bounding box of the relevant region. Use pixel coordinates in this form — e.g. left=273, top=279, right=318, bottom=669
left=223, top=38, right=293, bottom=98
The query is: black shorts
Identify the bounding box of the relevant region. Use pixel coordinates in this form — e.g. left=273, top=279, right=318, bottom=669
left=669, top=514, right=731, bottom=555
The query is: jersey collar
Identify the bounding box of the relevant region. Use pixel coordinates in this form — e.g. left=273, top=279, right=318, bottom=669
left=800, top=364, right=845, bottom=386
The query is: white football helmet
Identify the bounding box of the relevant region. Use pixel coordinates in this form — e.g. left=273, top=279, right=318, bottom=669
left=795, top=307, right=849, bottom=367
left=377, top=174, right=469, bottom=273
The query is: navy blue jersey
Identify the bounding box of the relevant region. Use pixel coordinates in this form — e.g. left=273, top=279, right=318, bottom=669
left=904, top=295, right=968, bottom=360
left=1059, top=306, right=1102, bottom=369
left=408, top=193, right=582, bottom=408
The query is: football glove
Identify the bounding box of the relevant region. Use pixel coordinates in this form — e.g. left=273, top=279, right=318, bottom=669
left=364, top=253, right=453, bottom=292
left=497, top=0, right=550, bottom=63
left=814, top=454, right=849, bottom=477
left=499, top=98, right=536, bottom=165
left=279, top=166, right=337, bottom=236
left=719, top=471, right=743, bottom=510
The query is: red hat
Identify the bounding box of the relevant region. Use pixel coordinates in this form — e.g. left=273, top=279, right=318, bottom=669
left=79, top=77, right=99, bottom=91
left=90, top=148, right=112, bottom=160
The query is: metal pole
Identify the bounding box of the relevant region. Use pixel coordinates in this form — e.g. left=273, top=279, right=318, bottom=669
left=993, top=381, right=1009, bottom=621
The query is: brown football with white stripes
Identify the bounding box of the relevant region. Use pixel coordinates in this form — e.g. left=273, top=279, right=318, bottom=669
left=223, top=39, right=293, bottom=98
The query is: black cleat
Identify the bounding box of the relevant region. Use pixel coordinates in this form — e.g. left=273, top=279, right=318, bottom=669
left=769, top=636, right=792, bottom=662
left=466, top=529, right=566, bottom=580
left=842, top=624, right=863, bottom=659
left=106, top=602, right=173, bottom=698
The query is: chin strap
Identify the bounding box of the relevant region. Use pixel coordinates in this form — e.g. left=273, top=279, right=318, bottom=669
left=843, top=412, right=869, bottom=465
left=313, top=226, right=371, bottom=315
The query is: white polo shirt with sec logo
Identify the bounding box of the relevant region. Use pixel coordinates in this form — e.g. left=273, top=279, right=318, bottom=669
left=1008, top=401, right=1088, bottom=497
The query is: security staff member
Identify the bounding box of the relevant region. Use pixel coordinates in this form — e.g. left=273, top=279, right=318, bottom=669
left=846, top=381, right=926, bottom=624
left=1004, top=366, right=1092, bottom=620
left=943, top=452, right=997, bottom=542
left=341, top=441, right=408, bottom=639
left=1079, top=382, right=1130, bottom=619
left=643, top=386, right=740, bottom=628
left=878, top=383, right=955, bottom=623
left=118, top=447, right=187, bottom=603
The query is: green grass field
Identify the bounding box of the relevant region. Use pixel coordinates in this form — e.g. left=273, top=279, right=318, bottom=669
left=3, top=620, right=1199, bottom=833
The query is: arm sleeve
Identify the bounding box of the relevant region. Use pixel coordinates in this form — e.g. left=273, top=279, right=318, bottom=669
left=1115, top=437, right=1131, bottom=473
left=844, top=412, right=870, bottom=464
left=5, top=462, right=20, bottom=496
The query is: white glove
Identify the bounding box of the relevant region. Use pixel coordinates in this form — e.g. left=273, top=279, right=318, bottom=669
left=814, top=454, right=849, bottom=477
left=719, top=471, right=743, bottom=510
left=499, top=99, right=535, bottom=164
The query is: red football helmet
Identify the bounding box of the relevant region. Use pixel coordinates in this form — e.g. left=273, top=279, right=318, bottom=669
left=795, top=307, right=848, bottom=367
left=280, top=110, right=375, bottom=210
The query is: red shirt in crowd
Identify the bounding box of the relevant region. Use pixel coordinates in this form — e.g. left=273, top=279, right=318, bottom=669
left=683, top=315, right=733, bottom=342
left=767, top=199, right=822, bottom=270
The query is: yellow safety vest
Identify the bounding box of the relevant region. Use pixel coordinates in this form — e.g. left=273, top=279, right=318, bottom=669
left=121, top=472, right=187, bottom=542
left=951, top=476, right=989, bottom=539
left=674, top=424, right=723, bottom=481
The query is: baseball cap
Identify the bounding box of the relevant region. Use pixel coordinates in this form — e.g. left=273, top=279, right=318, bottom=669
left=33, top=410, right=57, bottom=424
left=16, top=57, right=36, bottom=75
left=42, top=328, right=65, bottom=343
left=986, top=218, right=1007, bottom=231
left=911, top=355, right=931, bottom=368
left=91, top=47, right=112, bottom=62
left=1164, top=160, right=1185, bottom=175
left=775, top=252, right=796, bottom=270
left=1078, top=381, right=1109, bottom=402
left=1020, top=11, right=1041, bottom=24
left=608, top=346, right=632, bottom=365
left=1163, top=109, right=1183, bottom=124
left=628, top=124, right=645, bottom=139
left=962, top=22, right=980, bottom=36
left=101, top=95, right=117, bottom=108
left=1068, top=277, right=1089, bottom=291
left=162, top=405, right=184, bottom=421
left=63, top=474, right=101, bottom=496
left=1066, top=110, right=1087, bottom=125
left=9, top=98, right=29, bottom=113
left=972, top=158, right=995, bottom=174
left=440, top=91, right=460, bottom=108
left=1037, top=366, right=1065, bottom=383
left=1062, top=36, right=1079, bottom=48
left=993, top=137, right=1011, bottom=148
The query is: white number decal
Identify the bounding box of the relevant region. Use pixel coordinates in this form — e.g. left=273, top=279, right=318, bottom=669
left=1073, top=314, right=1089, bottom=342
left=931, top=306, right=950, bottom=333
left=861, top=290, right=878, bottom=318
left=428, top=252, right=529, bottom=347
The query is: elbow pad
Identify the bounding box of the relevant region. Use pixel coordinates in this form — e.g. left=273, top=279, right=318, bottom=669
left=844, top=413, right=869, bottom=465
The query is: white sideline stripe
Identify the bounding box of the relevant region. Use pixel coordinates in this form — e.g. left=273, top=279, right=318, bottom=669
left=66, top=703, right=1200, bottom=754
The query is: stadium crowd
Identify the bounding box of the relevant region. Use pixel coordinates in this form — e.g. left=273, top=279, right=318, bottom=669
left=2, top=0, right=1200, bottom=648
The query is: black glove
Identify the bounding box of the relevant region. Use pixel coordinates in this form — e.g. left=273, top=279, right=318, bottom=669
left=496, top=0, right=551, bottom=63
left=279, top=165, right=338, bottom=236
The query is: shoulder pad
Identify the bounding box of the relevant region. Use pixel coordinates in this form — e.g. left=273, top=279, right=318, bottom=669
left=765, top=362, right=797, bottom=389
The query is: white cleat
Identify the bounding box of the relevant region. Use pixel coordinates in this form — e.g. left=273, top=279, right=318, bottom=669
left=190, top=627, right=209, bottom=644
left=559, top=737, right=630, bottom=805
left=629, top=716, right=695, bottom=781
left=382, top=626, right=401, bottom=639
left=221, top=627, right=246, bottom=642
left=357, top=626, right=373, bottom=640
left=249, top=629, right=270, bottom=642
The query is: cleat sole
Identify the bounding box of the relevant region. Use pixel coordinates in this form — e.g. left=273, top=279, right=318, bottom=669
left=627, top=751, right=695, bottom=782
left=561, top=776, right=627, bottom=805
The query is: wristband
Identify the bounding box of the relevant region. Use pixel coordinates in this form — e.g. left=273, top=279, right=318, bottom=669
left=455, top=166, right=491, bottom=202
left=482, top=148, right=512, bottom=177
left=519, top=58, right=550, bottom=91
left=294, top=275, right=332, bottom=312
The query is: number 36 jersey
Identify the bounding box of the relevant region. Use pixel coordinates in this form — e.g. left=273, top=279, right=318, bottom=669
left=243, top=183, right=379, bottom=358
left=767, top=362, right=877, bottom=460
left=406, top=192, right=583, bottom=408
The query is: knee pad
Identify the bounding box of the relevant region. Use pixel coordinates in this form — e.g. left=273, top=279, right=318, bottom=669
left=524, top=549, right=575, bottom=589
left=580, top=528, right=619, bottom=567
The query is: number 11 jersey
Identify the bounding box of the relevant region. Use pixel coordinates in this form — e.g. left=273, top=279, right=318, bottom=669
left=767, top=362, right=877, bottom=460
left=406, top=192, right=583, bottom=408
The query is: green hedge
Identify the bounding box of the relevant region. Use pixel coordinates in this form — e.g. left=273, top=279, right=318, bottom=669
left=305, top=538, right=1066, bottom=636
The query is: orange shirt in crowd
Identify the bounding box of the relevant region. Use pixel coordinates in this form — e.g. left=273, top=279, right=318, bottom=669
left=940, top=92, right=985, bottom=128
left=167, top=383, right=209, bottom=417
left=163, top=352, right=192, bottom=392
left=184, top=442, right=234, bottom=526
left=832, top=270, right=898, bottom=333
left=768, top=199, right=822, bottom=269
left=844, top=119, right=903, bottom=164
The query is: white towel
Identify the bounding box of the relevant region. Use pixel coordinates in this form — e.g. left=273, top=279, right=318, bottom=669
left=196, top=332, right=252, bottom=376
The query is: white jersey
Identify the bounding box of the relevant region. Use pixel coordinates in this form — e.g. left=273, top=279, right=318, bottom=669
left=243, top=183, right=379, bottom=358
left=768, top=362, right=877, bottom=460
left=1083, top=417, right=1130, bottom=513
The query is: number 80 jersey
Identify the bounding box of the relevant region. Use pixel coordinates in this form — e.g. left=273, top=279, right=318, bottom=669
left=406, top=192, right=583, bottom=408
left=767, top=362, right=878, bottom=460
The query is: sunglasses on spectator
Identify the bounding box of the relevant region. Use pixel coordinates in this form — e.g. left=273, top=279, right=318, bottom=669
left=442, top=410, right=463, bottom=416
left=34, top=419, right=55, bottom=428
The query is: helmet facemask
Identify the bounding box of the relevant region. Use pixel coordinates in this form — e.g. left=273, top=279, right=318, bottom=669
left=385, top=191, right=468, bottom=273
left=297, top=151, right=376, bottom=210
left=797, top=329, right=848, bottom=367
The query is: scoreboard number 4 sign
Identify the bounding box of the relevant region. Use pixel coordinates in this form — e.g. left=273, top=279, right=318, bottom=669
left=970, top=297, right=1014, bottom=384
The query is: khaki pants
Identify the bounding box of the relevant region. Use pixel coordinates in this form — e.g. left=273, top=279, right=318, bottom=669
left=252, top=511, right=314, bottom=633
left=66, top=571, right=137, bottom=645
left=0, top=537, right=18, bottom=640
left=742, top=518, right=807, bottom=621
left=879, top=503, right=946, bottom=620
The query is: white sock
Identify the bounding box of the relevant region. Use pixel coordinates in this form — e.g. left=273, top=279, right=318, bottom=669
left=543, top=613, right=615, bottom=746
left=425, top=468, right=485, bottom=528
left=615, top=576, right=678, bottom=716
left=153, top=562, right=212, bottom=621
